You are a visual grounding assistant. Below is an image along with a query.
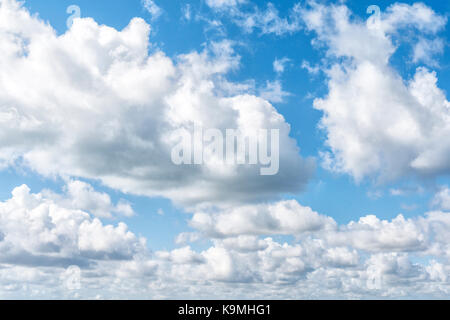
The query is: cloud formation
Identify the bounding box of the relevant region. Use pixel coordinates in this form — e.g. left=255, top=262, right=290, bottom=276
left=0, top=183, right=450, bottom=299
left=0, top=0, right=313, bottom=209
left=301, top=2, right=450, bottom=182
left=142, top=0, right=162, bottom=20
left=1, top=0, right=450, bottom=300
left=206, top=1, right=303, bottom=36
left=0, top=184, right=146, bottom=269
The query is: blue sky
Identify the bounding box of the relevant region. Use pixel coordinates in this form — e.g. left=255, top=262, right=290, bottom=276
left=1, top=0, right=450, bottom=298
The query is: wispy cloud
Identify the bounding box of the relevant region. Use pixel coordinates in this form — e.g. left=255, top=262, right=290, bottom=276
left=142, top=0, right=162, bottom=20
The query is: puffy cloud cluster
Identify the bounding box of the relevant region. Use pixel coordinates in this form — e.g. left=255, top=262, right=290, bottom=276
left=0, top=184, right=146, bottom=269
left=185, top=201, right=450, bottom=259
left=1, top=0, right=450, bottom=300
left=43, top=180, right=134, bottom=218
left=0, top=183, right=450, bottom=298
left=2, top=183, right=450, bottom=298
left=0, top=0, right=313, bottom=208
left=301, top=2, right=450, bottom=182
left=188, top=200, right=336, bottom=238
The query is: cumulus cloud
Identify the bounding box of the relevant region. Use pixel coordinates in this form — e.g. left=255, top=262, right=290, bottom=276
left=186, top=199, right=450, bottom=257
left=189, top=200, right=336, bottom=238
left=2, top=0, right=450, bottom=300
left=0, top=184, right=146, bottom=268
left=0, top=0, right=314, bottom=208
left=0, top=183, right=450, bottom=298
left=43, top=180, right=134, bottom=218
left=300, top=2, right=450, bottom=182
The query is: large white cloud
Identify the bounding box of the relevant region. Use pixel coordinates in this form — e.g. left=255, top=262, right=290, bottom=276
left=0, top=0, right=314, bottom=208
left=301, top=2, right=450, bottom=182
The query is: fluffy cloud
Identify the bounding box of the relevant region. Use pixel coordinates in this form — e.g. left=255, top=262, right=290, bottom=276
left=1, top=183, right=450, bottom=298
left=301, top=2, right=450, bottom=182
left=0, top=184, right=146, bottom=268
left=186, top=200, right=450, bottom=257
left=0, top=0, right=313, bottom=208
left=189, top=200, right=336, bottom=238
left=43, top=180, right=134, bottom=218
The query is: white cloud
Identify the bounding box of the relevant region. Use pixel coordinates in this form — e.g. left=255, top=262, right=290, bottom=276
left=206, top=0, right=246, bottom=10
left=1, top=0, right=450, bottom=300
left=300, top=2, right=450, bottom=182
left=0, top=184, right=146, bottom=267
left=206, top=1, right=302, bottom=36
left=189, top=200, right=336, bottom=238
left=273, top=57, right=290, bottom=74
left=182, top=4, right=192, bottom=21
left=1, top=184, right=450, bottom=298
left=43, top=180, right=134, bottom=218
left=236, top=3, right=302, bottom=36
left=142, top=0, right=162, bottom=20
left=432, top=186, right=450, bottom=211
left=0, top=0, right=314, bottom=209
left=413, top=37, right=445, bottom=67
left=301, top=60, right=320, bottom=75
left=258, top=80, right=291, bottom=103
left=326, top=214, right=427, bottom=253
left=390, top=185, right=424, bottom=196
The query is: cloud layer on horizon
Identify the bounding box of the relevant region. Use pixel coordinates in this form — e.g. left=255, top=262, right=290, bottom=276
left=0, top=182, right=449, bottom=299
